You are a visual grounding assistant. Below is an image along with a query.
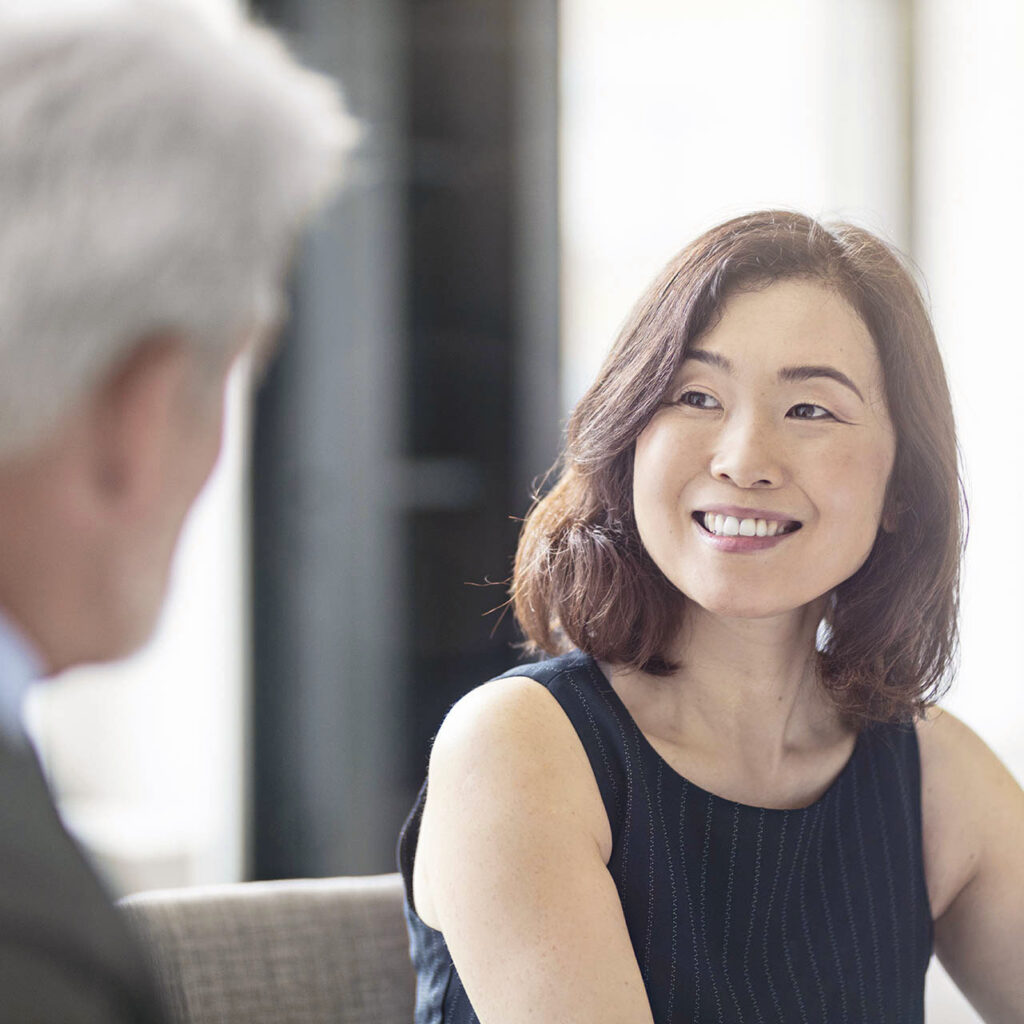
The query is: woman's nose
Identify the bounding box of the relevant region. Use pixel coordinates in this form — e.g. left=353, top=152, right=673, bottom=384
left=709, top=417, right=784, bottom=489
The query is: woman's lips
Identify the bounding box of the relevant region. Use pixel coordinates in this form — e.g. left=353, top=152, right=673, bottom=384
left=694, top=509, right=802, bottom=537
left=691, top=511, right=801, bottom=552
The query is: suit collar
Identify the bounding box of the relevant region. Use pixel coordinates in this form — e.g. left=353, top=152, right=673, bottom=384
left=0, top=607, right=44, bottom=742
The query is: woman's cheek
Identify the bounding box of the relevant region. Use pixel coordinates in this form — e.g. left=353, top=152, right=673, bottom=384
left=819, top=445, right=892, bottom=536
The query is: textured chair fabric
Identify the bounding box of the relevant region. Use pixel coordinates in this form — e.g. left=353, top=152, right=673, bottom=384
left=119, top=873, right=415, bottom=1024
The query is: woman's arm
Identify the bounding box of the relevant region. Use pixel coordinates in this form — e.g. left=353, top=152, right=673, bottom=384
left=918, top=707, right=1024, bottom=1022
left=414, top=676, right=657, bottom=1024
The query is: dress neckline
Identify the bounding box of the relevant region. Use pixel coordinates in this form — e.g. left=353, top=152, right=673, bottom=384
left=579, top=651, right=865, bottom=815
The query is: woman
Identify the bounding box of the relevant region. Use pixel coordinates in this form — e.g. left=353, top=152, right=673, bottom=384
left=398, top=211, right=1024, bottom=1022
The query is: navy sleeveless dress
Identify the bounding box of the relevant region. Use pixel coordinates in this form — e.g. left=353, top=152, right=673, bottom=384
left=397, top=650, right=934, bottom=1023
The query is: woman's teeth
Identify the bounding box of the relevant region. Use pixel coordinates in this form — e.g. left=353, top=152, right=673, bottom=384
left=701, top=512, right=794, bottom=538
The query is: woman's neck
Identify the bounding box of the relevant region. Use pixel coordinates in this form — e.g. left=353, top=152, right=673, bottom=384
left=606, top=597, right=847, bottom=772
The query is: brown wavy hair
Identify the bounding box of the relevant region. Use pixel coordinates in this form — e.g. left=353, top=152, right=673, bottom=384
left=512, top=210, right=966, bottom=727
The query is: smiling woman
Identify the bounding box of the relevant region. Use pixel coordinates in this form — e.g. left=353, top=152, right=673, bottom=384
left=398, top=211, right=1024, bottom=1023
left=514, top=213, right=960, bottom=726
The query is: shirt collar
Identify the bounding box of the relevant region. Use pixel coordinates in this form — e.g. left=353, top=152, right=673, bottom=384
left=0, top=607, right=45, bottom=741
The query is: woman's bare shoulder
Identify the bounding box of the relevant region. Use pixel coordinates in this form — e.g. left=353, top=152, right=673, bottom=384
left=915, top=706, right=1024, bottom=1014
left=413, top=675, right=613, bottom=928
left=914, top=705, right=1020, bottom=919
left=430, top=674, right=582, bottom=768
left=428, top=675, right=609, bottom=826
left=425, top=676, right=601, bottom=805
left=915, top=704, right=1015, bottom=804
left=413, top=674, right=655, bottom=1024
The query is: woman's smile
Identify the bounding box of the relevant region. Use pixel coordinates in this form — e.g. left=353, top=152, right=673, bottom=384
left=691, top=507, right=802, bottom=552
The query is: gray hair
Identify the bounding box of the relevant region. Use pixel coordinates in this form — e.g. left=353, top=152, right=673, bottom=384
left=0, top=0, right=359, bottom=457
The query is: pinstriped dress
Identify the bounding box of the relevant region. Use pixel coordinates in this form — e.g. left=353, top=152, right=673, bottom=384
left=398, top=650, right=933, bottom=1023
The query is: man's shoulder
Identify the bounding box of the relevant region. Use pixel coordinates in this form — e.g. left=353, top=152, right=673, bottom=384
left=0, top=737, right=122, bottom=946
left=0, top=738, right=167, bottom=1022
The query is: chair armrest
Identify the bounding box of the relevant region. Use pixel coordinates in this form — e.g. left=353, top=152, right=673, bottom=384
left=119, top=873, right=414, bottom=1024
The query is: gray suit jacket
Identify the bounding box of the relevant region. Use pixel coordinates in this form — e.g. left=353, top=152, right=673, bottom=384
left=0, top=733, right=168, bottom=1022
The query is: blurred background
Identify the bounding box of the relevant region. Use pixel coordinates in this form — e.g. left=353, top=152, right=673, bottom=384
left=22, top=0, right=1023, bottom=1020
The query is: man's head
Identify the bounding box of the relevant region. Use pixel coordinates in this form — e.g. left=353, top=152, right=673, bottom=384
left=0, top=0, right=357, bottom=670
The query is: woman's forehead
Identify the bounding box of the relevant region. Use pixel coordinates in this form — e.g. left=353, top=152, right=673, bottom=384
left=681, top=279, right=882, bottom=382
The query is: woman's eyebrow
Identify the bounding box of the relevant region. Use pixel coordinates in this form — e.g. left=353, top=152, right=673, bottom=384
left=778, top=365, right=865, bottom=402
left=684, top=348, right=731, bottom=372
left=683, top=349, right=865, bottom=402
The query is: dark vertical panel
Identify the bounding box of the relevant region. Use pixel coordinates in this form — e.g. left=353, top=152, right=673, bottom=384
left=250, top=0, right=559, bottom=877
left=250, top=0, right=408, bottom=877
left=404, top=0, right=520, bottom=788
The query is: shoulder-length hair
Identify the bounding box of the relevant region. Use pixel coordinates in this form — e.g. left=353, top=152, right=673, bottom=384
left=512, top=210, right=965, bottom=727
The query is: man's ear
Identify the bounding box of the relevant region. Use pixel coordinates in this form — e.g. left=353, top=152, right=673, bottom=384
left=88, top=336, right=195, bottom=517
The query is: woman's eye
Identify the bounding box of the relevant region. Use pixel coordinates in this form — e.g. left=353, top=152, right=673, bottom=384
left=789, top=403, right=834, bottom=420
left=677, top=390, right=720, bottom=410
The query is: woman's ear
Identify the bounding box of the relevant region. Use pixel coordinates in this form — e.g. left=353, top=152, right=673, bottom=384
left=880, top=492, right=903, bottom=534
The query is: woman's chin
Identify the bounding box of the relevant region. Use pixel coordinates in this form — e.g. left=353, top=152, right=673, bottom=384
left=684, top=589, right=825, bottom=624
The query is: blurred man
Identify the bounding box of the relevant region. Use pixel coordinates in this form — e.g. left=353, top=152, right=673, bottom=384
left=0, top=1, right=357, bottom=1018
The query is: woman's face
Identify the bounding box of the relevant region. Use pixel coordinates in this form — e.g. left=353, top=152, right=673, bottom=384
left=632, top=278, right=896, bottom=621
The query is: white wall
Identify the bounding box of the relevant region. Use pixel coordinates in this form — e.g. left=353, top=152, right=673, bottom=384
left=913, top=0, right=1024, bottom=770
left=559, top=2, right=1017, bottom=1020
left=560, top=0, right=909, bottom=408
left=912, top=8, right=1024, bottom=1007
